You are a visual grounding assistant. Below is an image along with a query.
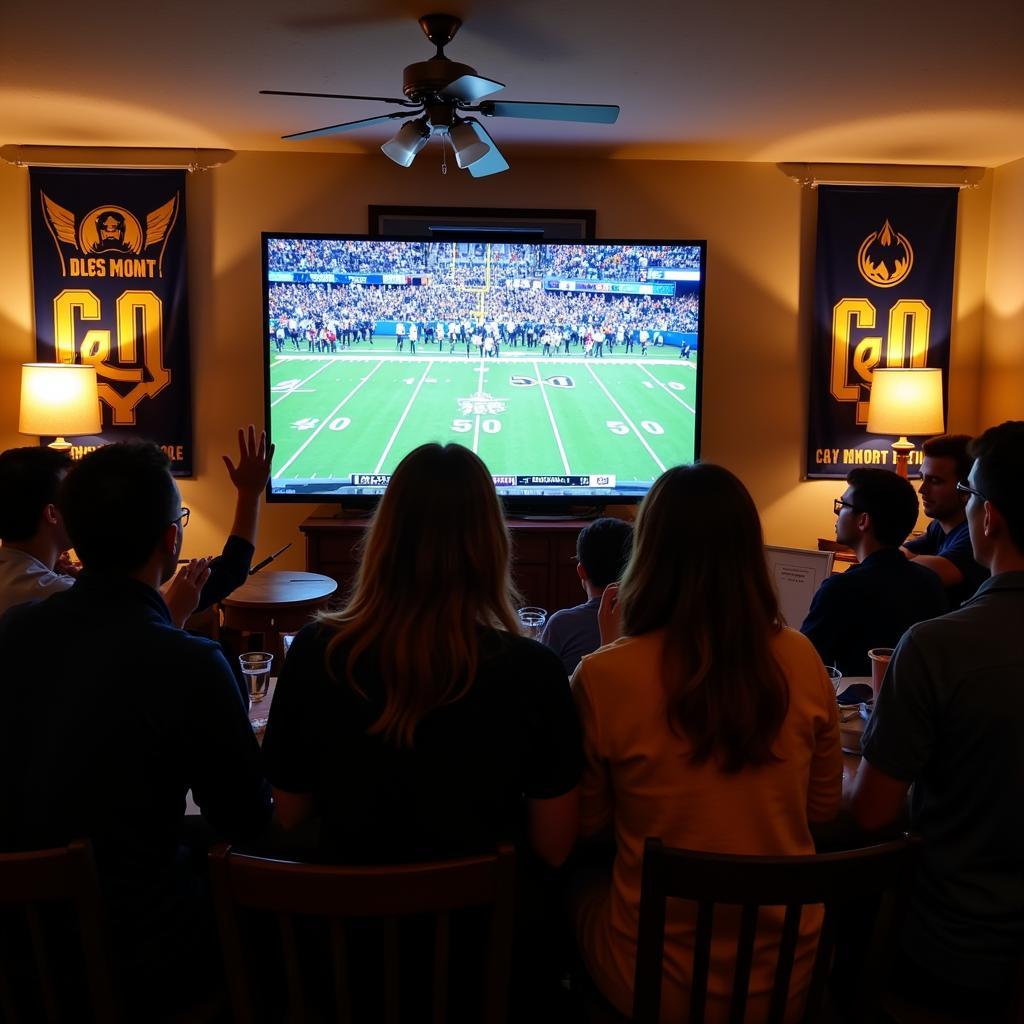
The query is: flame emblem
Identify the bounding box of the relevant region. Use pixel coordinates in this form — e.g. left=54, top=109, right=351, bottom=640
left=857, top=219, right=913, bottom=288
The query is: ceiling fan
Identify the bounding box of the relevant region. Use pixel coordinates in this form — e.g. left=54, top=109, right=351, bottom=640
left=261, top=12, right=620, bottom=177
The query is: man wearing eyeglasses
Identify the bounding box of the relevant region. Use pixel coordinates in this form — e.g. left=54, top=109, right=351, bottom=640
left=0, top=442, right=272, bottom=1016
left=0, top=426, right=272, bottom=626
left=850, top=421, right=1024, bottom=1019
left=901, top=433, right=989, bottom=606
left=799, top=468, right=946, bottom=676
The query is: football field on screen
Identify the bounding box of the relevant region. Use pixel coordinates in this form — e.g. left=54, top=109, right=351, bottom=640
left=268, top=350, right=699, bottom=484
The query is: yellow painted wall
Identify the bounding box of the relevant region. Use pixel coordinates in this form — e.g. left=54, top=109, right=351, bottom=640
left=0, top=153, right=997, bottom=568
left=982, top=155, right=1024, bottom=424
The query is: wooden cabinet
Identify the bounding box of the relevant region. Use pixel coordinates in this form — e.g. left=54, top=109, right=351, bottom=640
left=300, top=516, right=594, bottom=614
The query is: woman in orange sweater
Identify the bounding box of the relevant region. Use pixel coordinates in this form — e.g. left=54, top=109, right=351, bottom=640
left=572, top=464, right=842, bottom=1022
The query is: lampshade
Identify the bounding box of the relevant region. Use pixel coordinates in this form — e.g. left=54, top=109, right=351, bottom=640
left=449, top=120, right=489, bottom=169
left=866, top=368, right=945, bottom=436
left=381, top=118, right=430, bottom=168
left=19, top=363, right=102, bottom=442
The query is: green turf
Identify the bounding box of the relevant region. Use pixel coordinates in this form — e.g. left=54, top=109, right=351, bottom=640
left=268, top=342, right=698, bottom=486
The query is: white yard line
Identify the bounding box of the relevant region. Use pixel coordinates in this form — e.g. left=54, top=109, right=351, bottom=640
left=472, top=361, right=486, bottom=453
left=270, top=359, right=337, bottom=408
left=374, top=361, right=435, bottom=474
left=534, top=360, right=570, bottom=475
left=584, top=363, right=666, bottom=474
left=274, top=360, right=385, bottom=477
left=638, top=364, right=697, bottom=414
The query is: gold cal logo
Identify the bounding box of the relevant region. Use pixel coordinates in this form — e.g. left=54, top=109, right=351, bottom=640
left=857, top=219, right=913, bottom=288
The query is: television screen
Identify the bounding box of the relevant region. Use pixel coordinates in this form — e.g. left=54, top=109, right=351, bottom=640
left=263, top=235, right=705, bottom=507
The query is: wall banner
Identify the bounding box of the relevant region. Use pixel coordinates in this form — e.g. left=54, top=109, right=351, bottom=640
left=806, top=185, right=957, bottom=479
left=30, top=168, right=193, bottom=475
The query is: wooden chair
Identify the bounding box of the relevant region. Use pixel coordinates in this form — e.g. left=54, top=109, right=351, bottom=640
left=631, top=835, right=921, bottom=1024
left=0, top=839, right=119, bottom=1023
left=208, top=842, right=516, bottom=1024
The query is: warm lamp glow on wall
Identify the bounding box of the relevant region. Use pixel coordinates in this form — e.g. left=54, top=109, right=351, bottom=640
left=866, top=367, right=945, bottom=479
left=19, top=363, right=102, bottom=451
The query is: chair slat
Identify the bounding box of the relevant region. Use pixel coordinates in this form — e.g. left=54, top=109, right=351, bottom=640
left=384, top=918, right=400, bottom=1024
left=689, top=899, right=714, bottom=1024
left=329, top=919, right=352, bottom=1024
left=728, top=903, right=759, bottom=1024
left=801, top=902, right=837, bottom=1023
left=278, top=912, right=306, bottom=1022
left=26, top=905, right=59, bottom=1024
left=432, top=910, right=450, bottom=1024
left=768, top=903, right=802, bottom=1024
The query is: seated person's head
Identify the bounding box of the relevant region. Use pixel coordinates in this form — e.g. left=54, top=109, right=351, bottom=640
left=966, top=421, right=1024, bottom=562
left=576, top=517, right=633, bottom=593
left=0, top=446, right=72, bottom=546
left=920, top=433, right=973, bottom=521
left=837, top=468, right=920, bottom=550
left=353, top=442, right=517, bottom=628
left=58, top=443, right=183, bottom=581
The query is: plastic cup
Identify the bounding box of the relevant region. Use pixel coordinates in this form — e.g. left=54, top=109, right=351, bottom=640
left=239, top=651, right=273, bottom=705
left=826, top=666, right=843, bottom=695
left=868, top=648, right=894, bottom=701
left=517, top=606, right=547, bottom=639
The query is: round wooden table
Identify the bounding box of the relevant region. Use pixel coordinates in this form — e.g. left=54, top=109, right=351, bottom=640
left=221, top=570, right=338, bottom=661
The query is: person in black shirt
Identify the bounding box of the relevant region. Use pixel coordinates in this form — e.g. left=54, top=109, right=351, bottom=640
left=0, top=443, right=271, bottom=1014
left=801, top=468, right=947, bottom=676
left=263, top=442, right=581, bottom=864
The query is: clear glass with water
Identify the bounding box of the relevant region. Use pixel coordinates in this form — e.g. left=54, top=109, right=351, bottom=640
left=517, top=606, right=547, bottom=639
left=239, top=651, right=273, bottom=704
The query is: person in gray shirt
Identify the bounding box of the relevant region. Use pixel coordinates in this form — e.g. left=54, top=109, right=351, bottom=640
left=539, top=517, right=633, bottom=675
left=849, top=421, right=1024, bottom=1018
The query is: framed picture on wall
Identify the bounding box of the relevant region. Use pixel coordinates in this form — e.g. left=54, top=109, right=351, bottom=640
left=368, top=205, right=595, bottom=239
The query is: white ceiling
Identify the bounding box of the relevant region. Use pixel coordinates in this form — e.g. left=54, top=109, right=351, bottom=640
left=4, top=0, right=1024, bottom=167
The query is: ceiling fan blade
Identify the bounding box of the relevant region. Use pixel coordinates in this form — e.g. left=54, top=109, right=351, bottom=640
left=478, top=100, right=619, bottom=124
left=463, top=119, right=509, bottom=178
left=283, top=112, right=410, bottom=141
left=438, top=74, right=505, bottom=104
left=262, top=89, right=417, bottom=107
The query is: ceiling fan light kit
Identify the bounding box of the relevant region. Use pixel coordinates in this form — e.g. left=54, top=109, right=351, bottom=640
left=262, top=13, right=619, bottom=177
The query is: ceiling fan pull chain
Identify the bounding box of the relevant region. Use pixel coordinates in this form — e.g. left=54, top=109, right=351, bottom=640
left=441, top=132, right=449, bottom=175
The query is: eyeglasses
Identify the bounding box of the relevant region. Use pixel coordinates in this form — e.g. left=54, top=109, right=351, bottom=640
left=955, top=481, right=986, bottom=502
left=833, top=498, right=860, bottom=516
left=172, top=507, right=190, bottom=529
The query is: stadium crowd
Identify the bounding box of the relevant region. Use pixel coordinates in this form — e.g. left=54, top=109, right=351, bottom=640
left=268, top=278, right=699, bottom=355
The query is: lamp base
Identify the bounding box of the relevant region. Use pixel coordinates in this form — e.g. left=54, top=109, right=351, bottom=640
left=890, top=436, right=915, bottom=479
left=47, top=437, right=73, bottom=452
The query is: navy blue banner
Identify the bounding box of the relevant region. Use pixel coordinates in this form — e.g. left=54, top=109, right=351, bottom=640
left=807, top=185, right=957, bottom=478
left=30, top=168, right=193, bottom=475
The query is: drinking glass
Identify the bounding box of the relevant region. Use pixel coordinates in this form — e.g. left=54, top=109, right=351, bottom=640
left=868, top=647, right=894, bottom=700
left=517, top=606, right=547, bottom=639
left=826, top=666, right=843, bottom=695
left=239, top=651, right=273, bottom=705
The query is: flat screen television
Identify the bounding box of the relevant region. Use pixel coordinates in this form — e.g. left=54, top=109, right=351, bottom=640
left=263, top=234, right=705, bottom=511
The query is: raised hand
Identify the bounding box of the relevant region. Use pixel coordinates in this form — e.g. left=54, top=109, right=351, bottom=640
left=222, top=425, right=274, bottom=500
left=163, top=557, right=213, bottom=628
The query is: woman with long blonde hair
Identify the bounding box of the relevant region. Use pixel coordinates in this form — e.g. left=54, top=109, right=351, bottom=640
left=573, top=463, right=842, bottom=1022
left=262, top=443, right=580, bottom=866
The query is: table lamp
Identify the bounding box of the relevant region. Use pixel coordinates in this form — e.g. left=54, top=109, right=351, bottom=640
left=866, top=367, right=945, bottom=479
left=19, top=363, right=102, bottom=452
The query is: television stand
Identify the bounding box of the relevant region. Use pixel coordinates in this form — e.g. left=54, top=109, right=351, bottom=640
left=300, top=514, right=596, bottom=613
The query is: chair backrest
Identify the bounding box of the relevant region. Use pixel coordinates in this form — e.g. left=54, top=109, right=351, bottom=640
left=632, top=835, right=921, bottom=1024
left=209, top=841, right=516, bottom=1024
left=0, top=839, right=119, bottom=1023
